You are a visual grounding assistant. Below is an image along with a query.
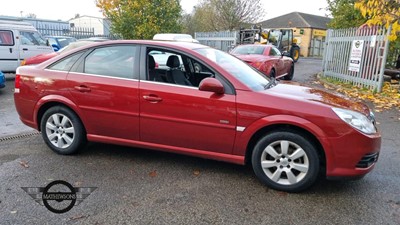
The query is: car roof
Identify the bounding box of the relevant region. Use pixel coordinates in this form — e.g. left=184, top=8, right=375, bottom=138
left=69, top=40, right=206, bottom=51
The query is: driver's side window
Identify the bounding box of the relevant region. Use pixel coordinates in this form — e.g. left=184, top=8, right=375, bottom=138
left=146, top=48, right=215, bottom=87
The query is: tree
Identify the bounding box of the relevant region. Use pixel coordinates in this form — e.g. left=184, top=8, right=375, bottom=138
left=325, top=0, right=366, bottom=28
left=180, top=1, right=218, bottom=33
left=181, top=0, right=265, bottom=32
left=355, top=0, right=400, bottom=40
left=96, top=0, right=182, bottom=39
left=209, top=0, right=266, bottom=30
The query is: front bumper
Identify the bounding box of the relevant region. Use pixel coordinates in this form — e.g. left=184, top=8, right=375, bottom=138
left=323, top=129, right=381, bottom=178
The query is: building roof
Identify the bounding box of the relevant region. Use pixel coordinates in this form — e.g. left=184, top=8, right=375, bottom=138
left=260, top=12, right=331, bottom=30
left=0, top=15, right=68, bottom=24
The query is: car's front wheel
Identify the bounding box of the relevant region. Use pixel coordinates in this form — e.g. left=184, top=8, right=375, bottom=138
left=251, top=131, right=320, bottom=192
left=40, top=106, right=86, bottom=155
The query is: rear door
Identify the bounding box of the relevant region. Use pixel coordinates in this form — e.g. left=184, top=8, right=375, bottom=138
left=0, top=30, right=18, bottom=72
left=64, top=44, right=141, bottom=140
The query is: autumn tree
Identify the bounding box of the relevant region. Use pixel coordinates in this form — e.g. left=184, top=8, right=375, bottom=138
left=181, top=1, right=216, bottom=34
left=326, top=0, right=366, bottom=28
left=355, top=0, right=400, bottom=40
left=96, top=0, right=182, bottom=39
left=182, top=0, right=265, bottom=32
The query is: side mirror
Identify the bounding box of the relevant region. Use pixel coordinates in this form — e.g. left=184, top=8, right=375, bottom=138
left=199, top=78, right=224, bottom=94
left=51, top=44, right=60, bottom=52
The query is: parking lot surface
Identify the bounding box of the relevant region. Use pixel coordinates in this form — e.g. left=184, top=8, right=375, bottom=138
left=0, top=58, right=399, bottom=224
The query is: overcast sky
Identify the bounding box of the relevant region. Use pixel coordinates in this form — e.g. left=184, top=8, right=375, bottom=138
left=0, top=0, right=329, bottom=22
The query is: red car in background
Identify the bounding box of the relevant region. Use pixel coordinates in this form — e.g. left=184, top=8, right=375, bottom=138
left=21, top=40, right=103, bottom=66
left=231, top=44, right=294, bottom=80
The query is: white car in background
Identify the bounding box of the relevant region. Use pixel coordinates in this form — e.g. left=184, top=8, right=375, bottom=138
left=153, top=33, right=199, bottom=43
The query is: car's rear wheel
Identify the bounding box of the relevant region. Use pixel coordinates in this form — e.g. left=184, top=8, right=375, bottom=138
left=40, top=106, right=86, bottom=155
left=284, top=64, right=294, bottom=80
left=251, top=131, right=319, bottom=192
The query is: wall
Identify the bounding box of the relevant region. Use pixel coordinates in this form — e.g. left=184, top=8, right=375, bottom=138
left=69, top=17, right=110, bottom=35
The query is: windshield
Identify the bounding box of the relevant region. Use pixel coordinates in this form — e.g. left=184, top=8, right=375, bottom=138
left=231, top=45, right=266, bottom=55
left=194, top=48, right=270, bottom=91
left=57, top=37, right=76, bottom=48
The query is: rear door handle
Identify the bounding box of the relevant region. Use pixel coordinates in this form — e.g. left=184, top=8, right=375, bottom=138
left=74, top=85, right=91, bottom=92
left=9, top=48, right=12, bottom=53
left=22, top=48, right=28, bottom=51
left=143, top=95, right=162, bottom=103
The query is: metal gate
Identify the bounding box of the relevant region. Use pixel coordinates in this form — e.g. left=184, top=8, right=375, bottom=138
left=322, top=25, right=391, bottom=92
left=195, top=31, right=238, bottom=52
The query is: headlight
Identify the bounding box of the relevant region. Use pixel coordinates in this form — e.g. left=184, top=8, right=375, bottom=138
left=332, top=108, right=377, bottom=134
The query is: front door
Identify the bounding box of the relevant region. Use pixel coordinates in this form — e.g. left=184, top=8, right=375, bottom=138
left=139, top=47, right=237, bottom=154
left=18, top=30, right=53, bottom=63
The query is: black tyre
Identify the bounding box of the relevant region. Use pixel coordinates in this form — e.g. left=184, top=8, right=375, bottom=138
left=290, top=46, right=300, bottom=62
left=251, top=131, right=320, bottom=192
left=40, top=106, right=86, bottom=155
left=284, top=64, right=294, bottom=80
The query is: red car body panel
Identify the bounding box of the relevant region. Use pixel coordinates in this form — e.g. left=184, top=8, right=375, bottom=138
left=14, top=40, right=381, bottom=178
left=23, top=52, right=59, bottom=65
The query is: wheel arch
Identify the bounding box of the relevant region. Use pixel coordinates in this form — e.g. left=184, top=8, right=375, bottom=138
left=34, top=95, right=85, bottom=132
left=244, top=124, right=326, bottom=171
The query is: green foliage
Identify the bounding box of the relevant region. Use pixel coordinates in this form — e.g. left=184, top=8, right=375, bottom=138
left=96, top=0, right=182, bottom=39
left=326, top=0, right=366, bottom=28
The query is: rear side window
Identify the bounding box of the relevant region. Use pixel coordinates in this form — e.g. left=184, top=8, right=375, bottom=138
left=48, top=52, right=84, bottom=71
left=84, top=45, right=137, bottom=79
left=0, top=30, right=14, bottom=46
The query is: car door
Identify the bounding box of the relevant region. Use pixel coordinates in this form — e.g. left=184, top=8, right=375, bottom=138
left=18, top=30, right=53, bottom=61
left=65, top=44, right=140, bottom=140
left=139, top=47, right=237, bottom=154
left=269, top=47, right=285, bottom=76
left=0, top=30, right=18, bottom=72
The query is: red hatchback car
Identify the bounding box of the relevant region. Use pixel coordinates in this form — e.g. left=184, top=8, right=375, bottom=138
left=14, top=40, right=381, bottom=192
left=231, top=44, right=294, bottom=80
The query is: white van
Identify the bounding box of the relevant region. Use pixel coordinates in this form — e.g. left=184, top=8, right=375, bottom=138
left=0, top=20, right=53, bottom=72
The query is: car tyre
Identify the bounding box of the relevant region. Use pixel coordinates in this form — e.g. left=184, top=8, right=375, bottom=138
left=284, top=64, right=294, bottom=80
left=251, top=131, right=319, bottom=192
left=40, top=106, right=86, bottom=155
left=290, top=46, right=300, bottom=62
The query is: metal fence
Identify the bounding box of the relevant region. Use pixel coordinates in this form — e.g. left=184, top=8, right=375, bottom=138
left=36, top=24, right=119, bottom=40
left=322, top=25, right=391, bottom=92
left=195, top=31, right=238, bottom=52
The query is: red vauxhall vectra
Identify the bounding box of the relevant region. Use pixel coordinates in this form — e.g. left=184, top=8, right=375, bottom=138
left=14, top=40, right=381, bottom=192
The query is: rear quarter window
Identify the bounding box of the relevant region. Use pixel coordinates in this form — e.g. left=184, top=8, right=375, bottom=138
left=47, top=52, right=85, bottom=71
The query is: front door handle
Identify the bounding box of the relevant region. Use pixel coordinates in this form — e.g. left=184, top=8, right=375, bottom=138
left=143, top=95, right=162, bottom=103
left=9, top=48, right=12, bottom=53
left=74, top=85, right=91, bottom=92
left=22, top=48, right=28, bottom=51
